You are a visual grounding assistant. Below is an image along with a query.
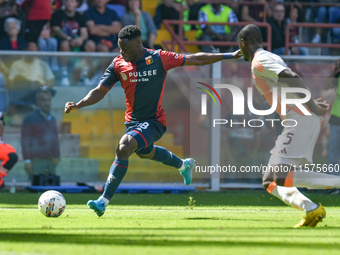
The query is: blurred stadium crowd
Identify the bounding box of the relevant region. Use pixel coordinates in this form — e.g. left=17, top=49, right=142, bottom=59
left=0, top=0, right=339, bottom=185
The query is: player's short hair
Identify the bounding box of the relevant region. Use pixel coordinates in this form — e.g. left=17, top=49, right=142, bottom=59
left=239, top=24, right=263, bottom=44
left=118, top=25, right=141, bottom=41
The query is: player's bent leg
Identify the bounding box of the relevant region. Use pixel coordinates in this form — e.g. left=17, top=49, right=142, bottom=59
left=268, top=164, right=325, bottom=227
left=87, top=135, right=138, bottom=217
left=285, top=170, right=340, bottom=190
left=137, top=145, right=194, bottom=185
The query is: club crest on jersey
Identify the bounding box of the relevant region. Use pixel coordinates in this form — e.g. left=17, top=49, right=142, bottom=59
left=120, top=72, right=127, bottom=81
left=145, top=56, right=153, bottom=65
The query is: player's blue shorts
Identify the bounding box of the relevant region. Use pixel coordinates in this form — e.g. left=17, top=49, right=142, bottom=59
left=125, top=119, right=167, bottom=154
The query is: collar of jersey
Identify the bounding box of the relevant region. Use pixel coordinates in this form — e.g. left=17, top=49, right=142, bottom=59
left=130, top=48, right=148, bottom=64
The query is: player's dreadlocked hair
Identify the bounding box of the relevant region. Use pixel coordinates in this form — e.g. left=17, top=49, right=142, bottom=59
left=238, top=24, right=263, bottom=44
left=118, top=25, right=142, bottom=40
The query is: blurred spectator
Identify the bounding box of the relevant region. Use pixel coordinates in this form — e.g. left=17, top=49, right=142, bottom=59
left=311, top=0, right=338, bottom=43
left=240, top=0, right=266, bottom=22
left=0, top=0, right=16, bottom=38
left=14, top=0, right=52, bottom=48
left=287, top=5, right=309, bottom=55
left=21, top=87, right=60, bottom=183
left=264, top=3, right=308, bottom=55
left=7, top=43, right=55, bottom=109
left=84, top=0, right=122, bottom=52
left=329, top=6, right=340, bottom=43
left=51, top=0, right=89, bottom=51
left=0, top=17, right=27, bottom=50
left=154, top=0, right=202, bottom=34
left=76, top=0, right=89, bottom=13
left=196, top=3, right=239, bottom=53
left=121, top=0, right=157, bottom=49
left=108, top=0, right=125, bottom=6
left=38, top=23, right=59, bottom=72
left=323, top=59, right=340, bottom=194
left=38, top=23, right=58, bottom=53
left=52, top=0, right=63, bottom=11
left=51, top=0, right=90, bottom=85
left=324, top=60, right=340, bottom=171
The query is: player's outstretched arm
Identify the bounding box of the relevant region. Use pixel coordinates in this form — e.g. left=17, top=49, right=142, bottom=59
left=184, top=49, right=242, bottom=66
left=64, top=85, right=110, bottom=113
left=278, top=69, right=329, bottom=116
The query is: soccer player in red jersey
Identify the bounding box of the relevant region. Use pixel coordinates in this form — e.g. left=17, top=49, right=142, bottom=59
left=0, top=112, right=18, bottom=188
left=65, top=25, right=242, bottom=216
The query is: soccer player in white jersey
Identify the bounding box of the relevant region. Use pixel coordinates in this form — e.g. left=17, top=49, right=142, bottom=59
left=237, top=24, right=340, bottom=227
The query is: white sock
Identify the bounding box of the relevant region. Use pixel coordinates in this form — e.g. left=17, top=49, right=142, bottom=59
left=268, top=182, right=317, bottom=212
left=99, top=196, right=109, bottom=207
left=289, top=170, right=340, bottom=189
left=178, top=160, right=185, bottom=170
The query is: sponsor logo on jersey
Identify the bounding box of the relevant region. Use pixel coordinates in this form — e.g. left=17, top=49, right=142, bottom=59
left=129, top=70, right=157, bottom=77
left=120, top=72, right=127, bottom=81
left=145, top=56, right=153, bottom=65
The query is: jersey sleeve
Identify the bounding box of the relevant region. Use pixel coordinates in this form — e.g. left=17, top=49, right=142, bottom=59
left=99, top=60, right=120, bottom=89
left=159, top=50, right=186, bottom=71
left=253, top=54, right=288, bottom=83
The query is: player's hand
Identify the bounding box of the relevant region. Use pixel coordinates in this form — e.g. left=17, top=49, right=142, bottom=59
left=313, top=98, right=329, bottom=116
left=233, top=49, right=243, bottom=60
left=64, top=102, right=78, bottom=113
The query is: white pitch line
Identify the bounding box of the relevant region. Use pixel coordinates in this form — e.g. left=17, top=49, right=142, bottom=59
left=2, top=208, right=340, bottom=213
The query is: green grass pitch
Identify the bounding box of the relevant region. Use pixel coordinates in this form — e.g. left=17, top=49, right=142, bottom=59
left=1, top=190, right=340, bottom=255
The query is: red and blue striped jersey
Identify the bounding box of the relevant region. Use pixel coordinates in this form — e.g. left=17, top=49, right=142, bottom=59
left=100, top=48, right=186, bottom=126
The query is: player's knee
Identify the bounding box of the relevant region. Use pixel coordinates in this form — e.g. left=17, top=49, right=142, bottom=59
left=116, top=143, right=133, bottom=158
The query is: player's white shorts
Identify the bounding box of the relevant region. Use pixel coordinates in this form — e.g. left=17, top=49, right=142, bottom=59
left=269, top=110, right=322, bottom=163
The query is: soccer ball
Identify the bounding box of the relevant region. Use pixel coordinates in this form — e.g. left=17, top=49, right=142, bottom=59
left=38, top=190, right=66, bottom=217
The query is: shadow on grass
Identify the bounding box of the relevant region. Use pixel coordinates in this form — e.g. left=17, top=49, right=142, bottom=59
left=1, top=231, right=340, bottom=248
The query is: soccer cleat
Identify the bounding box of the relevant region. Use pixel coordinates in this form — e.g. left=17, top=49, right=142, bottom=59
left=179, top=158, right=195, bottom=185
left=87, top=198, right=106, bottom=217
left=294, top=203, right=326, bottom=228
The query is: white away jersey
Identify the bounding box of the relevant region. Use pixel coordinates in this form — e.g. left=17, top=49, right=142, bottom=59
left=251, top=49, right=309, bottom=119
